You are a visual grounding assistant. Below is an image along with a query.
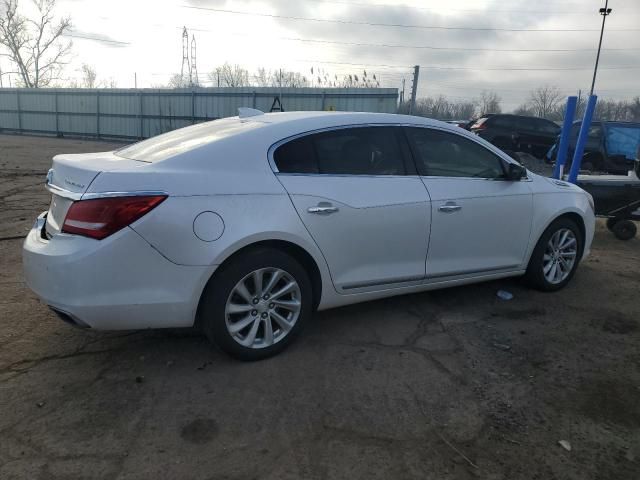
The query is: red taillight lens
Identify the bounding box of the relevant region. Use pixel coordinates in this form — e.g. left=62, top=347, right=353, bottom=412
left=62, top=195, right=167, bottom=240
left=471, top=118, right=488, bottom=130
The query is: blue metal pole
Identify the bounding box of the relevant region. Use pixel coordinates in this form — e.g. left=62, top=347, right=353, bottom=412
left=552, top=96, right=578, bottom=179
left=568, top=95, right=598, bottom=183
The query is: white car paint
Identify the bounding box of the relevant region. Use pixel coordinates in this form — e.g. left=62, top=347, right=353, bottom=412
left=23, top=111, right=595, bottom=330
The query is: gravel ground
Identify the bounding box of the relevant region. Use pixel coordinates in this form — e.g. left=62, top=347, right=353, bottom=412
left=1, top=134, right=639, bottom=480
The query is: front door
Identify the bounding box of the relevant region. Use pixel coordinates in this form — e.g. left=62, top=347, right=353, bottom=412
left=272, top=126, right=431, bottom=292
left=404, top=126, right=533, bottom=279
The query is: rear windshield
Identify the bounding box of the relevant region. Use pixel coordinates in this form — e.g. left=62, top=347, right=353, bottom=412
left=115, top=118, right=262, bottom=162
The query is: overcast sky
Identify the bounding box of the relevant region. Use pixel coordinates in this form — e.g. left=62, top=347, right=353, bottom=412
left=22, top=0, right=640, bottom=109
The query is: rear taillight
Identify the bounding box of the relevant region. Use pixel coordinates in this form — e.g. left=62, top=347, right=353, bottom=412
left=62, top=195, right=166, bottom=240
left=471, top=118, right=488, bottom=131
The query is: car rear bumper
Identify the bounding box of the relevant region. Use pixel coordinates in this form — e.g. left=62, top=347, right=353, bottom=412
left=23, top=212, right=214, bottom=330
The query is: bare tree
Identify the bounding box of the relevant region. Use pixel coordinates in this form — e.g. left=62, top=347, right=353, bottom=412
left=0, top=0, right=72, bottom=87
left=478, top=91, right=502, bottom=115
left=399, top=96, right=478, bottom=120
left=208, top=63, right=249, bottom=87
left=527, top=85, right=562, bottom=118
left=167, top=73, right=188, bottom=88
left=80, top=63, right=96, bottom=88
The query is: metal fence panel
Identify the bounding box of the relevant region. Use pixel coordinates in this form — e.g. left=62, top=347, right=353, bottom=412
left=0, top=87, right=398, bottom=140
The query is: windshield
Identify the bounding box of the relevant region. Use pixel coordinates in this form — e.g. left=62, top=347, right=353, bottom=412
left=115, top=118, right=263, bottom=162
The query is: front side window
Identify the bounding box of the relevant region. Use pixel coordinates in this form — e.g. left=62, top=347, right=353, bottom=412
left=406, top=127, right=505, bottom=179
left=274, top=126, right=406, bottom=175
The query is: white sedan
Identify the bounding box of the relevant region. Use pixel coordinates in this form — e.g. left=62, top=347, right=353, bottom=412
left=23, top=110, right=595, bottom=360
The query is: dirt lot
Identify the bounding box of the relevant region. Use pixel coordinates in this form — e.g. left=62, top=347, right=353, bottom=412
left=1, top=134, right=639, bottom=480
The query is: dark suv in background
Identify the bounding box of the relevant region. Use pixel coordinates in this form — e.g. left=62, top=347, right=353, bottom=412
left=546, top=120, right=640, bottom=175
left=470, top=114, right=561, bottom=158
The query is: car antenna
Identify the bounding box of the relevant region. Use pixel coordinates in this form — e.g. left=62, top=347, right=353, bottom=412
left=238, top=108, right=265, bottom=119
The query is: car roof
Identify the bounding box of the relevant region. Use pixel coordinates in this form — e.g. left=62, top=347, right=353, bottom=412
left=117, top=111, right=496, bottom=163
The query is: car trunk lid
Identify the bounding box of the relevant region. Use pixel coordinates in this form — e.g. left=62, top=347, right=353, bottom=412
left=45, top=151, right=147, bottom=236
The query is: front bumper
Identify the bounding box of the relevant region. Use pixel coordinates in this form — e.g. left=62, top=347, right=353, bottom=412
left=23, top=212, right=213, bottom=330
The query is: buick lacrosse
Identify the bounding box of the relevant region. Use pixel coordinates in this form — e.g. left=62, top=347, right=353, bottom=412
left=23, top=110, right=595, bottom=360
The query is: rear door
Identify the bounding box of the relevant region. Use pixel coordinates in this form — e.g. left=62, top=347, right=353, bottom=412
left=405, top=126, right=533, bottom=279
left=273, top=126, right=431, bottom=292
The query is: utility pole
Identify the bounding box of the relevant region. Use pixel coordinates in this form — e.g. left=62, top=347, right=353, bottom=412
left=400, top=78, right=405, bottom=105
left=590, top=0, right=612, bottom=96
left=134, top=72, right=137, bottom=89
left=409, top=65, right=419, bottom=115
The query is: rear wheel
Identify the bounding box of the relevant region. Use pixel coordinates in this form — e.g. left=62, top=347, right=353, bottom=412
left=611, top=220, right=637, bottom=241
left=524, top=217, right=583, bottom=291
left=606, top=217, right=618, bottom=231
left=199, top=248, right=312, bottom=360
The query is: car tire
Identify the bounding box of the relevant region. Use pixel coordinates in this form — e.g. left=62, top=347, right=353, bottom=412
left=606, top=217, right=618, bottom=231
left=611, top=220, right=637, bottom=241
left=199, top=247, right=313, bottom=361
left=524, top=217, right=583, bottom=292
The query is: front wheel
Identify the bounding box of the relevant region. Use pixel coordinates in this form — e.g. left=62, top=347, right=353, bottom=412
left=199, top=248, right=313, bottom=361
left=524, top=218, right=583, bottom=291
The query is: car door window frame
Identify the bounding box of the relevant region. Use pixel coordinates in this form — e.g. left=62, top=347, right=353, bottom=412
left=269, top=124, right=417, bottom=177
left=403, top=126, right=514, bottom=181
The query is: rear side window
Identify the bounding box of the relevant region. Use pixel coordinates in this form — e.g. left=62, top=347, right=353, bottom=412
left=489, top=116, right=516, bottom=129
left=535, top=119, right=561, bottom=135
left=514, top=117, right=536, bottom=131
left=273, top=136, right=319, bottom=173
left=406, top=127, right=505, bottom=179
left=274, top=126, right=406, bottom=175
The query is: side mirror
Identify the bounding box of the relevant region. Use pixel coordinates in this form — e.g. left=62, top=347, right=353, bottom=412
left=506, top=162, right=526, bottom=181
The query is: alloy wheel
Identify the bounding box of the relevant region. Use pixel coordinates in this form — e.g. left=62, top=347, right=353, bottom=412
left=542, top=228, right=577, bottom=285
left=224, top=267, right=302, bottom=349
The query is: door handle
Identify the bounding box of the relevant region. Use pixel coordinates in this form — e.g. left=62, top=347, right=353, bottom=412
left=308, top=204, right=339, bottom=215
left=438, top=203, right=462, bottom=213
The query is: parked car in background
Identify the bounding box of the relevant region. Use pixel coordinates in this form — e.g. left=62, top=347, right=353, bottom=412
left=470, top=114, right=561, bottom=158
left=23, top=111, right=595, bottom=360
left=546, top=120, right=640, bottom=175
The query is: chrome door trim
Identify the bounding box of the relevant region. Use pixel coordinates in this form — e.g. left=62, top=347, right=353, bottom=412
left=341, top=274, right=425, bottom=291
left=425, top=265, right=520, bottom=281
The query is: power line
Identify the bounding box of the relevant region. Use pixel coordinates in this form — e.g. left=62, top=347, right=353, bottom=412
left=294, top=59, right=640, bottom=71
left=294, top=0, right=625, bottom=15
left=185, top=27, right=640, bottom=52
left=182, top=5, right=640, bottom=32
left=63, top=33, right=130, bottom=45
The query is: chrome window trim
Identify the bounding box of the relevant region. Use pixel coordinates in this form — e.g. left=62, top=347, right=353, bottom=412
left=267, top=122, right=526, bottom=179
left=268, top=122, right=425, bottom=174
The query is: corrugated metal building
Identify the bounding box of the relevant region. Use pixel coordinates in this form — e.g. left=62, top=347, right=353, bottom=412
left=0, top=87, right=398, bottom=140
